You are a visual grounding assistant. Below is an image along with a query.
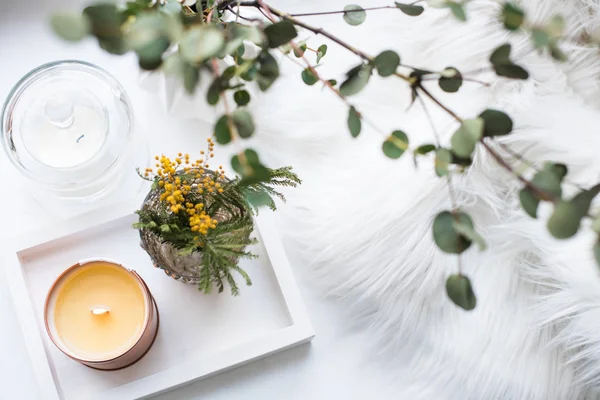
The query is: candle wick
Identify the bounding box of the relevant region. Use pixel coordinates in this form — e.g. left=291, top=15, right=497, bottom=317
left=91, top=307, right=110, bottom=315
left=76, top=134, right=85, bottom=143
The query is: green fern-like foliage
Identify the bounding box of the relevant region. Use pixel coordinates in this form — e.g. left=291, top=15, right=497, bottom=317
left=134, top=166, right=300, bottom=295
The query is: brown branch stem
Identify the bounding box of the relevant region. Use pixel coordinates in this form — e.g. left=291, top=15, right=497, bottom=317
left=480, top=140, right=557, bottom=202
left=417, top=85, right=463, bottom=123
left=241, top=0, right=411, bottom=83
left=233, top=0, right=558, bottom=210
left=287, top=5, right=397, bottom=17
left=416, top=94, right=441, bottom=147
left=207, top=7, right=246, bottom=166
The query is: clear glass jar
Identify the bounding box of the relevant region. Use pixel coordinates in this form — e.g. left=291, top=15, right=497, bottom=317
left=1, top=60, right=149, bottom=213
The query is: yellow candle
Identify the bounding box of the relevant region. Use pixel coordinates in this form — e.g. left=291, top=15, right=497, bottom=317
left=49, top=261, right=148, bottom=361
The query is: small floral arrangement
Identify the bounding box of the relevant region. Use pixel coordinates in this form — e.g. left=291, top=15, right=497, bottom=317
left=135, top=138, right=300, bottom=295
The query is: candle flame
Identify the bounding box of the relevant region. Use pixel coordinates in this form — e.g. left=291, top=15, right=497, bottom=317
left=90, top=307, right=110, bottom=315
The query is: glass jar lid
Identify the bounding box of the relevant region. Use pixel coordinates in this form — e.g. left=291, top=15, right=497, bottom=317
left=1, top=60, right=133, bottom=189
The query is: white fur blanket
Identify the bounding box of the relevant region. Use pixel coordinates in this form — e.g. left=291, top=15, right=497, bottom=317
left=149, top=0, right=600, bottom=398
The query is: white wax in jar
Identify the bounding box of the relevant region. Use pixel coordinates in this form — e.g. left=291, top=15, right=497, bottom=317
left=26, top=104, right=107, bottom=169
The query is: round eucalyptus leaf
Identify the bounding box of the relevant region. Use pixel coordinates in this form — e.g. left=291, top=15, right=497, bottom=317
left=51, top=13, right=90, bottom=42
left=502, top=3, right=525, bottom=31
left=450, top=118, right=484, bottom=158
left=316, top=44, right=328, bottom=63
left=232, top=109, right=255, bottom=138
left=343, top=5, right=366, bottom=26
left=494, top=64, right=529, bottom=79
left=547, top=163, right=568, bottom=180
left=531, top=168, right=562, bottom=200
left=451, top=152, right=472, bottom=167
left=301, top=68, right=319, bottom=85
left=234, top=90, right=251, bottom=106
left=531, top=28, right=549, bottom=48
left=138, top=56, right=163, bottom=71
left=548, top=184, right=600, bottom=238
left=433, top=211, right=473, bottom=254
left=231, top=149, right=269, bottom=183
left=231, top=152, right=243, bottom=175
left=257, top=52, right=280, bottom=91
left=339, top=64, right=373, bottom=96
left=547, top=200, right=583, bottom=239
left=83, top=3, right=125, bottom=30
left=183, top=63, right=199, bottom=94
left=214, top=115, right=232, bottom=145
left=264, top=21, right=298, bottom=48
left=453, top=217, right=486, bottom=251
left=83, top=3, right=127, bottom=52
left=549, top=42, right=567, bottom=62
left=294, top=41, right=307, bottom=57
left=438, top=67, right=462, bottom=93
left=448, top=2, right=466, bottom=21
left=347, top=106, right=361, bottom=138
left=415, top=144, right=436, bottom=155
left=246, top=190, right=274, bottom=209
left=161, top=0, right=182, bottom=15
left=221, top=65, right=236, bottom=80
left=206, top=78, right=222, bottom=106
left=547, top=15, right=565, bottom=37
left=127, top=13, right=168, bottom=51
left=594, top=240, right=600, bottom=267
left=382, top=130, right=409, bottom=159
left=479, top=109, right=513, bottom=137
left=180, top=26, right=225, bottom=63
left=519, top=188, right=539, bottom=218
left=446, top=274, right=477, bottom=311
left=136, top=34, right=169, bottom=70
left=592, top=217, right=600, bottom=234
left=163, top=53, right=185, bottom=76
left=374, top=50, right=401, bottom=77
left=435, top=148, right=452, bottom=177
left=490, top=44, right=529, bottom=80
left=96, top=37, right=127, bottom=55
left=490, top=43, right=512, bottom=65
left=395, top=2, right=424, bottom=16
left=241, top=64, right=258, bottom=82
left=413, top=144, right=436, bottom=167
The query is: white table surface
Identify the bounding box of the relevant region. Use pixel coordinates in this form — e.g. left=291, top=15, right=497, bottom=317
left=0, top=1, right=394, bottom=399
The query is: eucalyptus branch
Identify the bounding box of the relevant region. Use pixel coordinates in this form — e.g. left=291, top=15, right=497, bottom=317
left=50, top=0, right=600, bottom=310
left=206, top=9, right=246, bottom=167
left=245, top=0, right=406, bottom=74
left=258, top=0, right=391, bottom=137
left=255, top=0, right=347, bottom=104
left=281, top=49, right=347, bottom=104
left=417, top=85, right=463, bottom=123
left=447, top=175, right=463, bottom=275
left=496, top=141, right=586, bottom=191
left=417, top=82, right=558, bottom=203
left=417, top=92, right=462, bottom=274
left=480, top=140, right=557, bottom=202
left=416, top=94, right=442, bottom=147
left=287, top=5, right=397, bottom=17
left=226, top=6, right=261, bottom=22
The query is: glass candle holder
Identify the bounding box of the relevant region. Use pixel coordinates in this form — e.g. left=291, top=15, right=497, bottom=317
left=1, top=60, right=149, bottom=212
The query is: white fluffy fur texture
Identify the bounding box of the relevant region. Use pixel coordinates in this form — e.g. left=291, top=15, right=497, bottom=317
left=147, top=0, right=600, bottom=398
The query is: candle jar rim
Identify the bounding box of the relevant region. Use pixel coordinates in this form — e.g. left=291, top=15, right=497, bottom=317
left=43, top=258, right=153, bottom=364
left=1, top=60, right=133, bottom=189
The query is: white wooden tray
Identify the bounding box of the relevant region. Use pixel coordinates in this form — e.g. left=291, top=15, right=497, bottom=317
left=1, top=197, right=314, bottom=400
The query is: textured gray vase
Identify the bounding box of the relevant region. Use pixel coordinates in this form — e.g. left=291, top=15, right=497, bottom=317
left=138, top=169, right=250, bottom=284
